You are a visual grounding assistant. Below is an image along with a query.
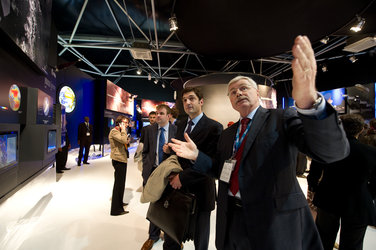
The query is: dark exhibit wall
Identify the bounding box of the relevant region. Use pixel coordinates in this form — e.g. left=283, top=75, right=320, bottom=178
left=0, top=4, right=58, bottom=201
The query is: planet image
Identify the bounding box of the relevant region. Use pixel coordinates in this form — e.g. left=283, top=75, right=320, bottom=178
left=43, top=97, right=50, bottom=116
left=9, top=84, right=21, bottom=111
left=59, top=86, right=76, bottom=113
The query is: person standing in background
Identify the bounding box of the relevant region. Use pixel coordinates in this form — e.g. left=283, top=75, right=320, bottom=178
left=77, top=116, right=93, bottom=166
left=308, top=114, right=376, bottom=250
left=108, top=115, right=131, bottom=216
left=56, top=129, right=71, bottom=173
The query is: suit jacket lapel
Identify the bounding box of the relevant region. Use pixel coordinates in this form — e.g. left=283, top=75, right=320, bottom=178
left=241, top=107, right=269, bottom=162
left=167, top=124, right=175, bottom=143
left=189, top=114, right=206, bottom=139
left=151, top=124, right=158, bottom=155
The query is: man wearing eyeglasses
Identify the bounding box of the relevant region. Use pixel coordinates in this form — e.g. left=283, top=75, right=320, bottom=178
left=168, top=36, right=349, bottom=250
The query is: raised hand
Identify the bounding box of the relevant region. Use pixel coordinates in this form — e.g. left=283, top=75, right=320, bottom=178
left=168, top=133, right=199, bottom=161
left=291, top=35, right=318, bottom=109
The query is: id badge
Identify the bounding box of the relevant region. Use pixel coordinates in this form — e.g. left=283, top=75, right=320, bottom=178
left=86, top=132, right=90, bottom=136
left=220, top=159, right=236, bottom=183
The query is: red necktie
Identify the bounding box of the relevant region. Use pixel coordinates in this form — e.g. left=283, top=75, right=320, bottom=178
left=230, top=118, right=251, bottom=196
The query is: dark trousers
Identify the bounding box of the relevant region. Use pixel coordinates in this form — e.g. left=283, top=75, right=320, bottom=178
left=316, top=208, right=367, bottom=250
left=110, top=160, right=127, bottom=214
left=224, top=197, right=251, bottom=250
left=148, top=221, right=161, bottom=241
left=56, top=146, right=68, bottom=171
left=78, top=139, right=91, bottom=163
left=163, top=210, right=211, bottom=250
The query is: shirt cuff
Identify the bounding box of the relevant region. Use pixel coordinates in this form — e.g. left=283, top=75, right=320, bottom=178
left=295, top=92, right=326, bottom=117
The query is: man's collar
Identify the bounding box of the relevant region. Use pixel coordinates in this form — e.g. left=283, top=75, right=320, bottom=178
left=188, top=112, right=204, bottom=124
left=241, top=106, right=260, bottom=120
left=158, top=123, right=169, bottom=130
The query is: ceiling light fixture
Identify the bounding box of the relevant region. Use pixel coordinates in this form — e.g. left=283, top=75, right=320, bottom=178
left=320, top=36, right=329, bottom=44
left=349, top=55, right=358, bottom=63
left=169, top=14, right=178, bottom=31
left=162, top=83, right=166, bottom=88
left=148, top=73, right=151, bottom=80
left=350, top=16, right=365, bottom=32
left=154, top=79, right=158, bottom=84
left=136, top=68, right=142, bottom=75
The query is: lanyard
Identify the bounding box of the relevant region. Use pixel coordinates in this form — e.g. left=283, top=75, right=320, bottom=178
left=233, top=121, right=252, bottom=154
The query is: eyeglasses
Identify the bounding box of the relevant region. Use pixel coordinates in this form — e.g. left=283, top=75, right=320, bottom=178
left=228, top=85, right=252, bottom=97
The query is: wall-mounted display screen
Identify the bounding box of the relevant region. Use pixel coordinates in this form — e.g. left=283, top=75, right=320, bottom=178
left=106, top=80, right=134, bottom=116
left=0, top=0, right=52, bottom=73
left=141, top=99, right=175, bottom=117
left=37, top=89, right=53, bottom=124
left=0, top=83, right=24, bottom=123
left=108, top=118, right=115, bottom=128
left=0, top=132, right=17, bottom=169
left=47, top=130, right=56, bottom=153
left=59, top=86, right=76, bottom=113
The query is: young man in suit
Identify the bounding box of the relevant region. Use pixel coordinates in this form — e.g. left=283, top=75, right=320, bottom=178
left=77, top=116, right=93, bottom=166
left=168, top=36, right=349, bottom=250
left=141, top=104, right=177, bottom=250
left=166, top=87, right=223, bottom=250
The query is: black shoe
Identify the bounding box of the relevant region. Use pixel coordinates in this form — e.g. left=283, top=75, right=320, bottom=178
left=111, top=211, right=129, bottom=216
left=77, top=162, right=81, bottom=166
left=83, top=162, right=90, bottom=165
left=61, top=167, right=71, bottom=170
left=123, top=202, right=129, bottom=206
left=57, top=170, right=64, bottom=173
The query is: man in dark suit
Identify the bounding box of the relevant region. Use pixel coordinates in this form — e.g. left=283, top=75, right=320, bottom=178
left=77, top=116, right=93, bottom=166
left=141, top=104, right=177, bottom=250
left=308, top=114, right=376, bottom=250
left=168, top=36, right=349, bottom=250
left=166, top=87, right=223, bottom=250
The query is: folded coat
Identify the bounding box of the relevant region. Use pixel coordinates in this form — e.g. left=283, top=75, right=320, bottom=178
left=140, top=155, right=182, bottom=203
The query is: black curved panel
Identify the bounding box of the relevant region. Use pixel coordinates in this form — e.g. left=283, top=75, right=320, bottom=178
left=175, top=0, right=374, bottom=59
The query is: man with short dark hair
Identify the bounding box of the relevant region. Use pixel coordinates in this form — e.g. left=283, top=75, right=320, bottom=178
left=77, top=116, right=93, bottom=166
left=141, top=104, right=177, bottom=250
left=165, top=87, right=223, bottom=250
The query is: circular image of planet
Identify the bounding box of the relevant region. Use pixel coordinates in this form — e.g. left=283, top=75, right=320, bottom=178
left=9, top=84, right=21, bottom=111
left=43, top=97, right=50, bottom=116
left=59, top=86, right=76, bottom=113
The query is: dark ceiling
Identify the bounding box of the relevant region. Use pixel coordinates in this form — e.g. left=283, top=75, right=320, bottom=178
left=52, top=0, right=376, bottom=94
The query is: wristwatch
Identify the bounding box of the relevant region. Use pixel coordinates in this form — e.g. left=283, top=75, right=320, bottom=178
left=311, top=96, right=323, bottom=110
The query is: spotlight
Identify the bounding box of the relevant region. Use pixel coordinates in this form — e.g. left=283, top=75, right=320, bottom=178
left=320, top=36, right=329, bottom=44
left=169, top=15, right=178, bottom=31
left=349, top=56, right=358, bottom=63
left=321, top=65, right=328, bottom=72
left=136, top=68, right=142, bottom=75
left=350, top=16, right=365, bottom=32
left=148, top=73, right=151, bottom=80
left=154, top=79, right=158, bottom=84
left=162, top=83, right=166, bottom=88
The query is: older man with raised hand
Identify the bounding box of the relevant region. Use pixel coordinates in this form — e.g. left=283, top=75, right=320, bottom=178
left=168, top=35, right=349, bottom=250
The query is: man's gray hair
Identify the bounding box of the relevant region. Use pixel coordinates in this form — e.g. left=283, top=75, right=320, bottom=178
left=228, top=76, right=258, bottom=90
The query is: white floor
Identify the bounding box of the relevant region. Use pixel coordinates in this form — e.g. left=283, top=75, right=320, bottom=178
left=0, top=144, right=375, bottom=250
